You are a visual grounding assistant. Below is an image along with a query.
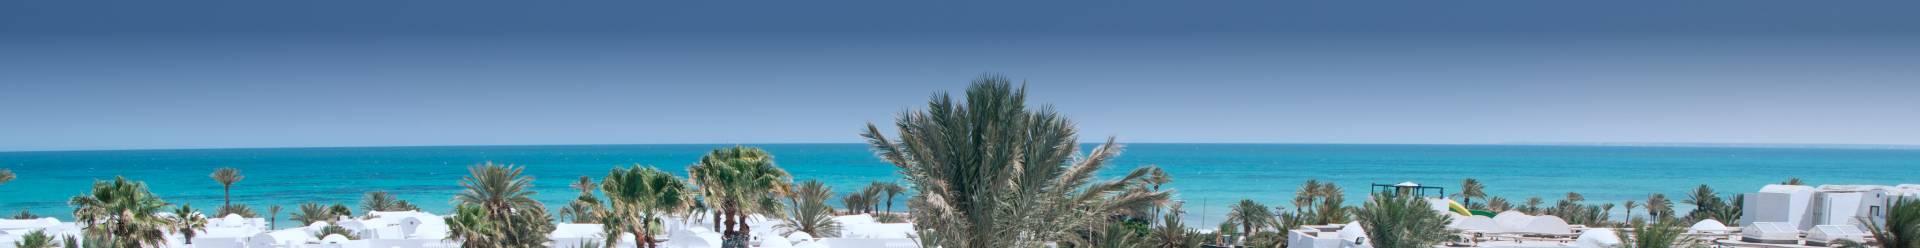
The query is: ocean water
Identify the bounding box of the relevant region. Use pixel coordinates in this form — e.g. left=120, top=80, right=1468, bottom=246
left=2, top=144, right=1917, bottom=228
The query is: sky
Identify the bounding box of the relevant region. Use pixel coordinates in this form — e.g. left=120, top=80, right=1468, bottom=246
left=3, top=0, right=1919, bottom=151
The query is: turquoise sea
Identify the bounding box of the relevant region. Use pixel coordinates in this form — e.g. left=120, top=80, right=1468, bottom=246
left=2, top=144, right=1917, bottom=228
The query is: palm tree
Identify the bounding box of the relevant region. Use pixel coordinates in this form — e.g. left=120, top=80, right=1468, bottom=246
left=1226, top=199, right=1273, bottom=245
left=1617, top=219, right=1695, bottom=248
left=1782, top=178, right=1805, bottom=185
left=210, top=167, right=243, bottom=208
left=69, top=176, right=178, bottom=248
left=171, top=204, right=208, bottom=244
left=687, top=146, right=792, bottom=246
left=450, top=162, right=552, bottom=248
left=1486, top=196, right=1511, bottom=212
left=445, top=204, right=500, bottom=248
left=1646, top=194, right=1673, bottom=221
left=291, top=202, right=335, bottom=224
left=861, top=75, right=1172, bottom=247
left=1151, top=203, right=1206, bottom=248
left=601, top=165, right=692, bottom=248
left=268, top=205, right=282, bottom=229
left=1455, top=178, right=1486, bottom=207
left=560, top=176, right=605, bottom=224
left=777, top=180, right=842, bottom=238
left=12, top=230, right=53, bottom=248
left=1683, top=185, right=1721, bottom=220
left=878, top=182, right=905, bottom=214
left=361, top=191, right=417, bottom=213
left=1523, top=196, right=1544, bottom=214
left=1857, top=198, right=1917, bottom=248
left=216, top=204, right=257, bottom=218
left=1354, top=193, right=1454, bottom=248
left=1623, top=201, right=1639, bottom=222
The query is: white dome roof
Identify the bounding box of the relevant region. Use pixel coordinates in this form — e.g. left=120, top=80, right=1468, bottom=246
left=1690, top=219, right=1729, bottom=233
left=1575, top=228, right=1621, bottom=248
left=321, top=234, right=350, bottom=243
left=786, top=231, right=815, bottom=241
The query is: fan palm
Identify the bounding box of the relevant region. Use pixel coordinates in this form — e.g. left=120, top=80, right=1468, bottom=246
left=172, top=204, right=208, bottom=244
left=687, top=146, right=792, bottom=246
left=1454, top=178, right=1486, bottom=207
left=69, top=176, right=177, bottom=248
left=1354, top=193, right=1454, bottom=248
left=1226, top=199, right=1273, bottom=245
left=601, top=165, right=692, bottom=248
left=1859, top=198, right=1918, bottom=248
left=861, top=75, right=1172, bottom=247
left=210, top=167, right=243, bottom=208
left=777, top=180, right=842, bottom=238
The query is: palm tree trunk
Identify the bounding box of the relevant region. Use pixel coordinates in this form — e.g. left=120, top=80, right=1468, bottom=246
left=223, top=186, right=231, bottom=208
left=712, top=209, right=723, bottom=231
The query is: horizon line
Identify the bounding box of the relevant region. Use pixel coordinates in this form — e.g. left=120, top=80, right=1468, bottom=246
left=6, top=141, right=1919, bottom=154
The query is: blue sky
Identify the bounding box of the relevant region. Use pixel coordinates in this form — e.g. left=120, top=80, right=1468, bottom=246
left=3, top=0, right=1919, bottom=151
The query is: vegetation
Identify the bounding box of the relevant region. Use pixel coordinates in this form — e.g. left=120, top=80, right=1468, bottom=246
left=1152, top=203, right=1198, bottom=248
left=69, top=176, right=179, bottom=248
left=1290, top=180, right=1351, bottom=225
left=172, top=204, right=209, bottom=244
left=559, top=176, right=605, bottom=224
left=209, top=167, right=244, bottom=209
left=13, top=230, right=54, bottom=248
left=777, top=180, right=842, bottom=237
left=1782, top=178, right=1804, bottom=185
left=1354, top=193, right=1454, bottom=248
left=12, top=209, right=39, bottom=219
left=292, top=202, right=338, bottom=224
left=1455, top=178, right=1487, bottom=208
left=0, top=168, right=13, bottom=185
left=316, top=224, right=360, bottom=240
left=1645, top=194, right=1673, bottom=221
left=1521, top=196, right=1544, bottom=214
left=216, top=204, right=258, bottom=218
left=1859, top=198, right=1918, bottom=248
left=446, top=162, right=554, bottom=248
left=861, top=75, right=1170, bottom=247
left=1616, top=219, right=1696, bottom=248
left=1226, top=199, right=1273, bottom=245
left=1485, top=196, right=1511, bottom=212
left=601, top=165, right=692, bottom=248
left=361, top=191, right=419, bottom=213
left=687, top=146, right=792, bottom=247
left=267, top=205, right=282, bottom=228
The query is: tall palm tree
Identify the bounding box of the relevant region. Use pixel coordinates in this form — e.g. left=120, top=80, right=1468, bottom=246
left=687, top=146, right=792, bottom=246
left=69, top=176, right=178, bottom=248
left=450, top=162, right=551, bottom=248
left=209, top=167, right=243, bottom=209
left=601, top=165, right=692, bottom=248
left=878, top=182, right=906, bottom=214
left=777, top=180, right=842, bottom=238
left=1523, top=196, right=1544, bottom=215
left=1683, top=185, right=1721, bottom=220
left=560, top=176, right=604, bottom=224
left=1623, top=201, right=1639, bottom=222
left=172, top=204, right=208, bottom=244
left=268, top=205, right=282, bottom=229
left=1226, top=199, right=1273, bottom=245
left=860, top=183, right=885, bottom=214
left=1455, top=178, right=1486, bottom=207
left=861, top=75, right=1171, bottom=247
left=1354, top=193, right=1454, bottom=248
left=1646, top=194, right=1673, bottom=220
left=1151, top=202, right=1206, bottom=248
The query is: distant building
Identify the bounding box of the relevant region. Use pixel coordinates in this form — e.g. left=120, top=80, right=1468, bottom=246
left=1742, top=184, right=1920, bottom=231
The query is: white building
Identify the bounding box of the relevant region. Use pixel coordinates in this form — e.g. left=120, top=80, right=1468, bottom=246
left=1743, top=184, right=1918, bottom=231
